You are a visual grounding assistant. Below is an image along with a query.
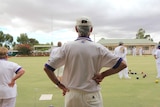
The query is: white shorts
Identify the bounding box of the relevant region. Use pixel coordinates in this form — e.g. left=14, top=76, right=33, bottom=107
left=0, top=97, right=16, bottom=107
left=65, top=89, right=103, bottom=107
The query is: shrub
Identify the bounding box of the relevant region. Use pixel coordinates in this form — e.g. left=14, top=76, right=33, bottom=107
left=17, top=44, right=32, bottom=55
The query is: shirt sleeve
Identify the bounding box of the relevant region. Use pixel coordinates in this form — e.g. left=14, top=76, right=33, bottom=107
left=45, top=63, right=55, bottom=71
left=10, top=62, right=22, bottom=74
left=100, top=46, right=121, bottom=68
left=112, top=58, right=123, bottom=69
left=46, top=46, right=65, bottom=69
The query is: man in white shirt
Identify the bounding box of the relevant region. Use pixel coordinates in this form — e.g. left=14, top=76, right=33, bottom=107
left=138, top=47, right=143, bottom=56
left=154, top=45, right=160, bottom=78
left=114, top=42, right=131, bottom=79
left=44, top=16, right=127, bottom=107
left=0, top=47, right=25, bottom=107
left=132, top=47, right=137, bottom=56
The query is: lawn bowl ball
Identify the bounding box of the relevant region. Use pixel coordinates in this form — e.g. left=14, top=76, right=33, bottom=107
left=143, top=74, right=146, bottom=78
left=136, top=77, right=139, bottom=79
left=155, top=80, right=159, bottom=83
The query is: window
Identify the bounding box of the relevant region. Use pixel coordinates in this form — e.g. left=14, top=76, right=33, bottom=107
left=143, top=46, right=149, bottom=50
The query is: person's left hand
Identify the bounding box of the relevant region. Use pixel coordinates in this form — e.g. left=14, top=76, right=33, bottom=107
left=92, top=73, right=103, bottom=84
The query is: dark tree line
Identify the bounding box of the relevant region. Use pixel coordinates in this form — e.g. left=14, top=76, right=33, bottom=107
left=0, top=31, right=13, bottom=49
left=0, top=31, right=40, bottom=55
left=136, top=28, right=153, bottom=41
left=0, top=31, right=39, bottom=49
left=17, top=33, right=39, bottom=46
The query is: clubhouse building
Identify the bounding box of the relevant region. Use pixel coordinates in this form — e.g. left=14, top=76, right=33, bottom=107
left=97, top=38, right=157, bottom=55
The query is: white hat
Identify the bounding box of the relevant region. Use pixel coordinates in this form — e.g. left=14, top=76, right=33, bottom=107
left=76, top=16, right=92, bottom=27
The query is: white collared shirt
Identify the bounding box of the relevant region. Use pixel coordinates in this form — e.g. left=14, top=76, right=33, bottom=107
left=47, top=37, right=120, bottom=92
left=0, top=59, right=21, bottom=99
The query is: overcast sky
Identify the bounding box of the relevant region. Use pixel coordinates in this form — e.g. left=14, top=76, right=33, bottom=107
left=0, top=0, right=160, bottom=45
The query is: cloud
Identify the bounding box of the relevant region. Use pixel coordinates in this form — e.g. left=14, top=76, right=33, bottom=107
left=0, top=0, right=160, bottom=44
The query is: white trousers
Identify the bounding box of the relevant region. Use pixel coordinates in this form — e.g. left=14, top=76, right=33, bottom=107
left=65, top=89, right=103, bottom=107
left=156, top=62, right=160, bottom=78
left=0, top=97, right=16, bottom=107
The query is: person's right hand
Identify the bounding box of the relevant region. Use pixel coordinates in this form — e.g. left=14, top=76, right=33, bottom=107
left=58, top=83, right=69, bottom=96
left=8, top=80, right=15, bottom=87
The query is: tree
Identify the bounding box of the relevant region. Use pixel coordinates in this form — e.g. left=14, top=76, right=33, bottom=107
left=4, top=34, right=13, bottom=49
left=136, top=28, right=153, bottom=41
left=16, top=33, right=39, bottom=55
left=0, top=31, right=14, bottom=48
left=0, top=31, right=5, bottom=46
left=17, top=44, right=32, bottom=55
left=12, top=42, right=16, bottom=48
left=144, top=35, right=153, bottom=41
left=17, top=33, right=39, bottom=45
left=17, top=33, right=29, bottom=44
left=28, top=38, right=39, bottom=46
left=136, top=28, right=145, bottom=39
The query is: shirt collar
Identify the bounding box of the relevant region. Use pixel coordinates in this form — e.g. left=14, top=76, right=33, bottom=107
left=75, top=36, right=92, bottom=42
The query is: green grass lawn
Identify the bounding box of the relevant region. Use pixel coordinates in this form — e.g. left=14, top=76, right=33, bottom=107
left=8, top=55, right=160, bottom=107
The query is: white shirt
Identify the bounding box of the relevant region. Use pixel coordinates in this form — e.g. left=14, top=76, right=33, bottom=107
left=46, top=37, right=121, bottom=92
left=50, top=47, right=60, bottom=57
left=154, top=49, right=160, bottom=63
left=114, top=46, right=127, bottom=61
left=0, top=59, right=21, bottom=99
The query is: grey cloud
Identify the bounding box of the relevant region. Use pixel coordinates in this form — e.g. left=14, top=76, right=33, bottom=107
left=0, top=0, right=160, bottom=42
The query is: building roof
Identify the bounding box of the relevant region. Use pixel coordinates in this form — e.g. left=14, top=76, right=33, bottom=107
left=97, top=38, right=157, bottom=46
left=33, top=44, right=52, bottom=48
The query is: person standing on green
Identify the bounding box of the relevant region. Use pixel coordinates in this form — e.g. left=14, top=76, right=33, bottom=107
left=0, top=47, right=25, bottom=107
left=44, top=16, right=127, bottom=107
